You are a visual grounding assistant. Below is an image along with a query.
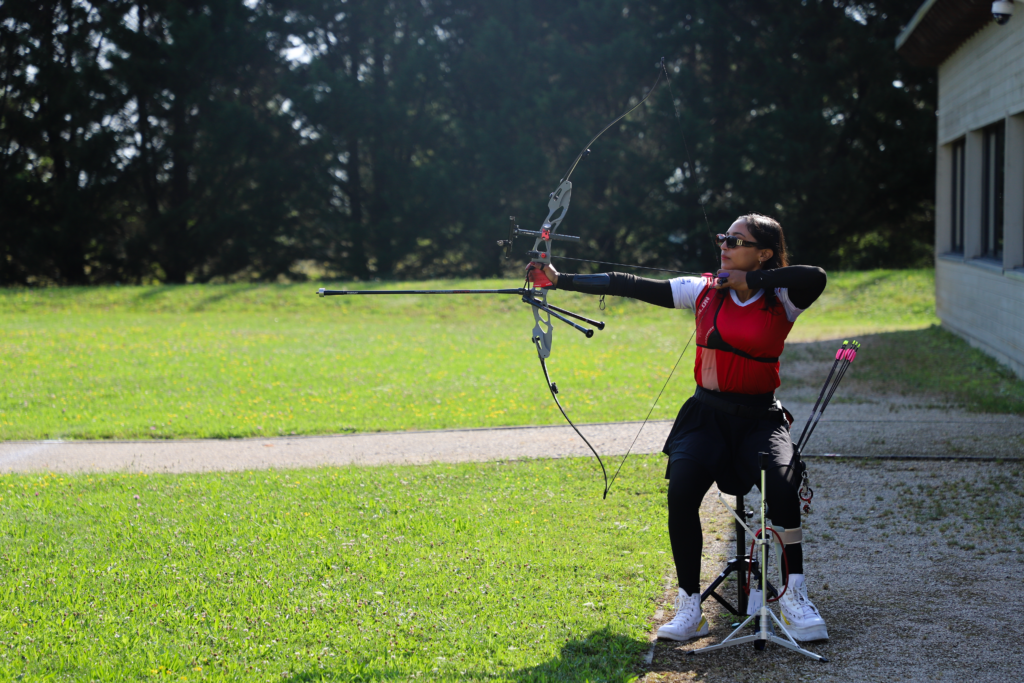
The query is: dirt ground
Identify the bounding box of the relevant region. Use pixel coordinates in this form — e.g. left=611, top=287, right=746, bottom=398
left=642, top=459, right=1024, bottom=683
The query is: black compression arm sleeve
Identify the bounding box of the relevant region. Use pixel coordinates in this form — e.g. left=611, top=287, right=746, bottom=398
left=745, top=265, right=827, bottom=309
left=555, top=272, right=676, bottom=308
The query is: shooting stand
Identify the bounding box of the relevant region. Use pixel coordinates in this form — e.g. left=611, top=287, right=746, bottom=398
left=700, top=492, right=752, bottom=617
left=690, top=455, right=828, bottom=662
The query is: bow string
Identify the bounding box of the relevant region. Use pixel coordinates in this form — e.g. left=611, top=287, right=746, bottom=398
left=514, top=58, right=717, bottom=499
left=320, top=58, right=719, bottom=500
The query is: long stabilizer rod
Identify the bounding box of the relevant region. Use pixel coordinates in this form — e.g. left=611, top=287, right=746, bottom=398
left=317, top=286, right=605, bottom=337
left=318, top=287, right=525, bottom=296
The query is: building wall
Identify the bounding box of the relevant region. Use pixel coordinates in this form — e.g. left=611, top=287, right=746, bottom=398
left=933, top=17, right=1024, bottom=378
left=937, top=258, right=1024, bottom=378
left=938, top=20, right=1024, bottom=145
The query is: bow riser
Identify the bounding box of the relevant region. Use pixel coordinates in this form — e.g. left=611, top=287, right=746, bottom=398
left=527, top=180, right=574, bottom=281
left=528, top=179, right=575, bottom=358
left=531, top=289, right=554, bottom=360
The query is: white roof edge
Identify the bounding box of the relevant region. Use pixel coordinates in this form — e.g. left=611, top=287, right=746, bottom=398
left=895, top=0, right=941, bottom=51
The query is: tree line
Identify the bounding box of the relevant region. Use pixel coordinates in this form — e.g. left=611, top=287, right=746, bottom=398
left=1, top=0, right=936, bottom=285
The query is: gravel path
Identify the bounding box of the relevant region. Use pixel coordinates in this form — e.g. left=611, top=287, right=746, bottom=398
left=1, top=400, right=1021, bottom=473
left=643, top=459, right=1024, bottom=682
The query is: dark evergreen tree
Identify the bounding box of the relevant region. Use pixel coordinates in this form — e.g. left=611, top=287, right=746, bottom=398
left=103, top=0, right=322, bottom=283
left=277, top=0, right=478, bottom=280
left=0, top=0, right=937, bottom=284
left=0, top=1, right=127, bottom=284
left=639, top=0, right=937, bottom=269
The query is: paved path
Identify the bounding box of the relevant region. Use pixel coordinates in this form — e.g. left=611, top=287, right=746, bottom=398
left=1, top=401, right=1021, bottom=474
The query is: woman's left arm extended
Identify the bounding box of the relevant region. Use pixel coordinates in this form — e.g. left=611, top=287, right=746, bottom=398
left=551, top=271, right=677, bottom=308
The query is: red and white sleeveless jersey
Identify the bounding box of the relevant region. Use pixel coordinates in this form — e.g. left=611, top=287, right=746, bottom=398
left=670, top=276, right=805, bottom=395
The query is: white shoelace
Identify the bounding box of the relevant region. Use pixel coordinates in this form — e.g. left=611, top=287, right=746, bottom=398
left=784, top=583, right=820, bottom=619
left=669, top=592, right=700, bottom=626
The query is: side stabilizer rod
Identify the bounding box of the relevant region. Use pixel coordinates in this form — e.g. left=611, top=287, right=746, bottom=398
left=520, top=296, right=594, bottom=338
left=544, top=302, right=605, bottom=330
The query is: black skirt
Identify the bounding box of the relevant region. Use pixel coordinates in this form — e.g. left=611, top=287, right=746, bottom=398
left=662, top=388, right=799, bottom=496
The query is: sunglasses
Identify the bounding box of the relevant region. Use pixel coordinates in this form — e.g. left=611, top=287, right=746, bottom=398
left=715, top=233, right=765, bottom=249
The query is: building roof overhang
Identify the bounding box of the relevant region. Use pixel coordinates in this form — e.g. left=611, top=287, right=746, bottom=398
left=895, top=0, right=996, bottom=67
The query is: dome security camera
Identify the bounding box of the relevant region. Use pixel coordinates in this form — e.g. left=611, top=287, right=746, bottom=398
left=993, top=0, right=1014, bottom=24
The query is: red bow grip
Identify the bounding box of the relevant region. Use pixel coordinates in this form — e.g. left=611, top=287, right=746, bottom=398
left=528, top=263, right=554, bottom=288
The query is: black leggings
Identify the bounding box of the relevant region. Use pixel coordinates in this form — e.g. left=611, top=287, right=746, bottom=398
left=668, top=457, right=803, bottom=596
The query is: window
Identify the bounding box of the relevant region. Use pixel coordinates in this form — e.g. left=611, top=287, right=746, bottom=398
left=982, top=121, right=1005, bottom=260
left=951, top=138, right=965, bottom=253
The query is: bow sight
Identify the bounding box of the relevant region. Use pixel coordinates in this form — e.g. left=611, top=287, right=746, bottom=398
left=497, top=215, right=581, bottom=261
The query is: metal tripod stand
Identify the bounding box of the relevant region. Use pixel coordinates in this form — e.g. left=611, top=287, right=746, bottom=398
left=699, top=492, right=783, bottom=617
left=700, top=492, right=751, bottom=616
left=690, top=454, right=828, bottom=662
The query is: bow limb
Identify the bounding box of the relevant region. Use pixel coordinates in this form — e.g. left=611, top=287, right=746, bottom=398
left=526, top=59, right=697, bottom=498
left=528, top=282, right=610, bottom=494
left=559, top=63, right=667, bottom=185
left=535, top=332, right=610, bottom=499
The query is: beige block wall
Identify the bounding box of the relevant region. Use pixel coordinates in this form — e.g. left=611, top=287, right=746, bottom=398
left=936, top=258, right=1024, bottom=379
left=938, top=19, right=1024, bottom=144
left=933, top=16, right=1024, bottom=379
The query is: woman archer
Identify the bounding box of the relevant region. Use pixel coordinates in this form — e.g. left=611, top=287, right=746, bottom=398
left=541, top=213, right=829, bottom=642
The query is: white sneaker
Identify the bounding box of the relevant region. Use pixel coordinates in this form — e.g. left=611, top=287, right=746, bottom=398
left=656, top=588, right=709, bottom=641
left=778, top=574, right=828, bottom=641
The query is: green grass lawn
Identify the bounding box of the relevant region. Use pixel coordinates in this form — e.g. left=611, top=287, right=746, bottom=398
left=2, top=269, right=1022, bottom=683
left=2, top=269, right=970, bottom=441
left=0, top=454, right=691, bottom=682
left=846, top=325, right=1024, bottom=413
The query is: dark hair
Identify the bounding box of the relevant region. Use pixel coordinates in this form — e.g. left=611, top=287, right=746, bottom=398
left=739, top=213, right=789, bottom=310
left=740, top=213, right=789, bottom=271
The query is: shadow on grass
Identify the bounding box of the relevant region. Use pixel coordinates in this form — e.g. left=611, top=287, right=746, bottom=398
left=132, top=285, right=179, bottom=304
left=185, top=283, right=266, bottom=312
left=503, top=627, right=649, bottom=682
left=286, top=627, right=649, bottom=682
left=825, top=269, right=904, bottom=296
left=783, top=324, right=1024, bottom=414
left=130, top=283, right=267, bottom=313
